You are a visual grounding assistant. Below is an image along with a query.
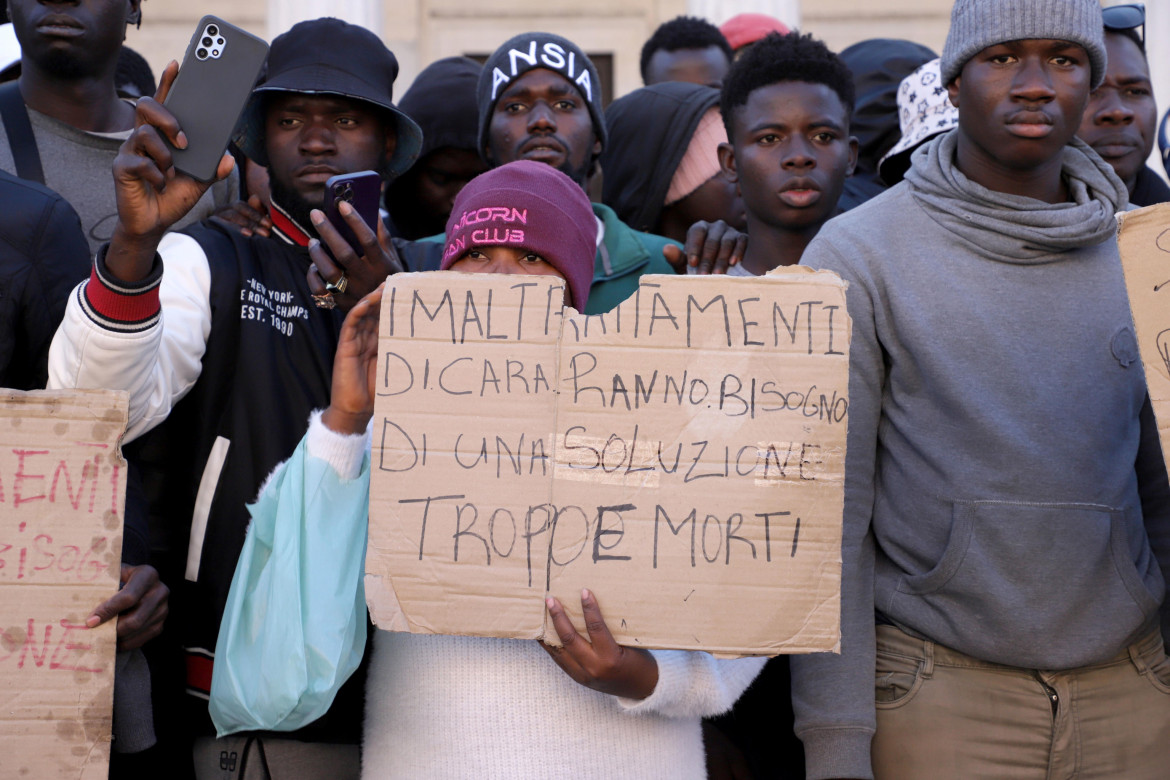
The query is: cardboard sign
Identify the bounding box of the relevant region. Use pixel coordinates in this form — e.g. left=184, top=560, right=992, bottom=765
left=367, top=270, right=848, bottom=656
left=1119, top=204, right=1170, bottom=483
left=0, top=389, right=127, bottom=779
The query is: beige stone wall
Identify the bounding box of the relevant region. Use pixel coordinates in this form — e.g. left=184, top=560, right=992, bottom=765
left=126, top=0, right=953, bottom=101
left=118, top=1, right=965, bottom=101
left=385, top=0, right=690, bottom=101
left=125, top=0, right=691, bottom=101
left=122, top=0, right=1169, bottom=167
left=124, top=3, right=265, bottom=84
left=803, top=0, right=951, bottom=57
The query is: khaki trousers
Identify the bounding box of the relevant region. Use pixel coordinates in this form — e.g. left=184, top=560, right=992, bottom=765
left=872, top=623, right=1170, bottom=780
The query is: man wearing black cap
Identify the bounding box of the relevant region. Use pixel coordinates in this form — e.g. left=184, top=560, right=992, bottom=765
left=48, top=18, right=421, bottom=777
left=392, top=32, right=745, bottom=305
left=471, top=32, right=678, bottom=313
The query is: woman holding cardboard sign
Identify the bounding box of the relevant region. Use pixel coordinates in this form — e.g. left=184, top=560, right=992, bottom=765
left=210, top=161, right=765, bottom=778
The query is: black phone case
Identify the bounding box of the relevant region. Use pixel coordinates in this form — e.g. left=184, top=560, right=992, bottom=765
left=164, top=16, right=268, bottom=182
left=325, top=171, right=382, bottom=255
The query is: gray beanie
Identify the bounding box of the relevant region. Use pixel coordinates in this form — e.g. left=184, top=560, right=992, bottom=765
left=476, top=32, right=607, bottom=160
left=940, top=0, right=1106, bottom=88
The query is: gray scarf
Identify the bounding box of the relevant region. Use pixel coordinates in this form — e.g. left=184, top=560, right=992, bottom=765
left=904, top=130, right=1128, bottom=264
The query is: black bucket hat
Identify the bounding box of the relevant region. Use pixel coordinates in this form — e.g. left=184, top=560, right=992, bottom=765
left=233, top=17, right=423, bottom=181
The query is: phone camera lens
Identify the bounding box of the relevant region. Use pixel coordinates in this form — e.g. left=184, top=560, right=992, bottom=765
left=196, top=48, right=208, bottom=60
left=206, top=24, right=219, bottom=36
left=342, top=184, right=354, bottom=201
left=202, top=36, right=213, bottom=46
left=216, top=38, right=225, bottom=46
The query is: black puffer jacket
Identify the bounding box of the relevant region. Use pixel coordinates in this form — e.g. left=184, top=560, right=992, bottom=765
left=1131, top=165, right=1170, bottom=207
left=0, top=168, right=89, bottom=390
left=600, top=81, right=719, bottom=234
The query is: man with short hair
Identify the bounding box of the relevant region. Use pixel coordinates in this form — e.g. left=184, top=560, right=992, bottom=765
left=717, top=32, right=857, bottom=274
left=49, top=18, right=422, bottom=776
left=1077, top=3, right=1168, bottom=206
left=1, top=0, right=235, bottom=251
left=796, top=1, right=1170, bottom=778
left=693, top=31, right=857, bottom=778
left=640, top=15, right=732, bottom=88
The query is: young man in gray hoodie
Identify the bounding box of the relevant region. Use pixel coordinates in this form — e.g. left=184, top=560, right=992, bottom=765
left=796, top=1, right=1170, bottom=778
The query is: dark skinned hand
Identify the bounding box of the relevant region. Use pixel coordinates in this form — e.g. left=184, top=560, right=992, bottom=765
left=541, top=588, right=658, bottom=700
left=86, top=563, right=170, bottom=651
left=307, top=201, right=403, bottom=313
left=662, top=219, right=749, bottom=275
left=321, top=285, right=384, bottom=435
left=214, top=194, right=273, bottom=238
left=108, top=60, right=236, bottom=281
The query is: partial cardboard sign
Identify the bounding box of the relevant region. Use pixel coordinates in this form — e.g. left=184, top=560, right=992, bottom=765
left=1119, top=204, right=1170, bottom=483
left=0, top=389, right=127, bottom=779
left=367, top=269, right=848, bottom=656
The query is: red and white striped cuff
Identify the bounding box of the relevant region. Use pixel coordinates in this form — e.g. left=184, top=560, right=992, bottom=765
left=79, top=244, right=164, bottom=332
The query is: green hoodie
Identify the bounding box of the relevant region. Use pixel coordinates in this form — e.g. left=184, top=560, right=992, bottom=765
left=586, top=202, right=679, bottom=314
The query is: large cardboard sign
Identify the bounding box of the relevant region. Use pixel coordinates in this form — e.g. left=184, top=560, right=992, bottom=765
left=368, top=270, right=848, bottom=656
left=1119, top=204, right=1170, bottom=483
left=0, top=389, right=127, bottom=779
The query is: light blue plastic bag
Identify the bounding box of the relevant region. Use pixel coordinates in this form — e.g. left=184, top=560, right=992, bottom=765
left=210, top=437, right=370, bottom=735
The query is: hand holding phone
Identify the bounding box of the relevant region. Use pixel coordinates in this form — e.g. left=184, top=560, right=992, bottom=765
left=308, top=171, right=401, bottom=313
left=324, top=171, right=382, bottom=256
left=106, top=62, right=241, bottom=283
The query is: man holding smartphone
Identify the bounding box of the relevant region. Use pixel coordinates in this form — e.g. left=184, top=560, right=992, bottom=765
left=48, top=17, right=421, bottom=779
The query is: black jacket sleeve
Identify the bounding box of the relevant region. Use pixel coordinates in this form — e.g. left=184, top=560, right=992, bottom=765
left=0, top=175, right=90, bottom=389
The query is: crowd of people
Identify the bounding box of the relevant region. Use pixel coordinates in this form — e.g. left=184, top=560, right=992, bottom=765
left=1, top=0, right=1169, bottom=778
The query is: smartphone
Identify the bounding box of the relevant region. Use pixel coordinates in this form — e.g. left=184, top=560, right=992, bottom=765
left=164, top=16, right=268, bottom=182
left=325, top=171, right=382, bottom=256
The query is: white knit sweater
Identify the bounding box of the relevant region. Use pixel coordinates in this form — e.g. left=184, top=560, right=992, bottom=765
left=305, top=414, right=766, bottom=779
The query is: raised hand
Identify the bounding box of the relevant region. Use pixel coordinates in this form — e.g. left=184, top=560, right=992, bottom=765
left=307, top=203, right=403, bottom=313
left=322, top=284, right=384, bottom=435
left=108, top=60, right=236, bottom=282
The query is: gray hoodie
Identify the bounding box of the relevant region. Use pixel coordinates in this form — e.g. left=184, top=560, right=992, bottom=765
left=795, top=130, right=1170, bottom=780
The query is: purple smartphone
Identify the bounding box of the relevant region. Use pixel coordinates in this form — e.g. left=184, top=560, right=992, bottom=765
left=324, top=171, right=382, bottom=256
